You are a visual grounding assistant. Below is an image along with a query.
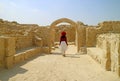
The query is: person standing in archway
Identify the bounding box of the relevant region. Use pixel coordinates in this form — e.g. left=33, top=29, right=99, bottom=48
left=59, top=31, right=68, bottom=57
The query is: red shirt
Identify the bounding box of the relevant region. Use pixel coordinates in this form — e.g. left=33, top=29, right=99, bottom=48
left=60, top=35, right=68, bottom=45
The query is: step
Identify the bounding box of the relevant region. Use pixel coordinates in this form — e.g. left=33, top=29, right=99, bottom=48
left=14, top=47, right=41, bottom=64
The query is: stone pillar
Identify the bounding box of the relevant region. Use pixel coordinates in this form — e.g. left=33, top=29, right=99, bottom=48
left=77, top=23, right=86, bottom=53
left=76, top=23, right=79, bottom=52
left=5, top=37, right=15, bottom=69
left=105, top=41, right=111, bottom=71
left=0, top=38, right=5, bottom=68
left=0, top=37, right=15, bottom=69
left=118, top=41, right=120, bottom=76
left=49, top=28, right=55, bottom=53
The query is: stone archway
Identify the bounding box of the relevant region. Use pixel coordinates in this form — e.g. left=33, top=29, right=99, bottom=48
left=51, top=18, right=77, bottom=28
left=49, top=18, right=77, bottom=52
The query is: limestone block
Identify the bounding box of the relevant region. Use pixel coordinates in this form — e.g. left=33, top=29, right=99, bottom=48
left=30, top=48, right=38, bottom=56
left=16, top=36, right=33, bottom=50
left=0, top=38, right=5, bottom=59
left=118, top=42, right=120, bottom=76
left=86, top=28, right=97, bottom=47
left=42, top=47, right=50, bottom=54
left=118, top=66, right=120, bottom=77
left=14, top=53, right=24, bottom=64
left=5, top=56, right=14, bottom=69
left=5, top=37, right=15, bottom=56
left=35, top=47, right=41, bottom=54
left=23, top=47, right=41, bottom=59
left=0, top=60, right=5, bottom=68
left=30, top=47, right=41, bottom=56
left=104, top=41, right=111, bottom=71
left=34, top=37, right=43, bottom=47
left=24, top=49, right=34, bottom=59
left=0, top=38, right=5, bottom=68
left=26, top=49, right=36, bottom=58
left=79, top=47, right=87, bottom=54
left=24, top=51, right=30, bottom=60
left=54, top=26, right=75, bottom=42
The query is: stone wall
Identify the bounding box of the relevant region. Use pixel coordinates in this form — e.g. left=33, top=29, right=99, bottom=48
left=0, top=19, right=51, bottom=53
left=86, top=26, right=97, bottom=47
left=86, top=21, right=120, bottom=47
left=0, top=20, right=39, bottom=37
left=97, top=33, right=120, bottom=76
left=34, top=27, right=50, bottom=47
left=0, top=19, right=50, bottom=69
left=97, top=21, right=120, bottom=33
left=15, top=36, right=34, bottom=50
left=54, top=25, right=75, bottom=42
left=1, top=18, right=120, bottom=78
left=76, top=22, right=86, bottom=53
left=0, top=36, right=43, bottom=69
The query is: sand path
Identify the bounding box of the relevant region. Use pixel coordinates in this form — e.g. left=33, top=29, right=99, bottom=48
left=0, top=45, right=120, bottom=81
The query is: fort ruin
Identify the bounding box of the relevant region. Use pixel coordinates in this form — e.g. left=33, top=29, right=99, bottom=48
left=0, top=18, right=120, bottom=77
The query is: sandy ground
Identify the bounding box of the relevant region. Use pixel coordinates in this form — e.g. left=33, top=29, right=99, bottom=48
left=0, top=45, right=120, bottom=81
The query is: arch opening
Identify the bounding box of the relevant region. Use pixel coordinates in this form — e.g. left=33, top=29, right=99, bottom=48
left=49, top=18, right=77, bottom=52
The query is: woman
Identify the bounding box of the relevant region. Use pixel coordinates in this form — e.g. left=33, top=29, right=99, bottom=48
left=59, top=31, right=68, bottom=57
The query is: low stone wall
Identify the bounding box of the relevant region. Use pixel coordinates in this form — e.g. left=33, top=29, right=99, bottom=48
left=0, top=36, right=43, bottom=69
left=14, top=47, right=41, bottom=64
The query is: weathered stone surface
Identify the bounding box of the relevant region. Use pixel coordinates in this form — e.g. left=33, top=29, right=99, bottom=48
left=5, top=56, right=14, bottom=69
left=16, top=36, right=33, bottom=50
left=14, top=47, right=41, bottom=64
left=0, top=38, right=5, bottom=67
left=95, top=33, right=120, bottom=76
left=14, top=53, right=24, bottom=64
left=86, top=27, right=97, bottom=47
left=54, top=25, right=75, bottom=42
left=42, top=47, right=50, bottom=54
left=4, top=37, right=15, bottom=56
left=34, top=36, right=43, bottom=47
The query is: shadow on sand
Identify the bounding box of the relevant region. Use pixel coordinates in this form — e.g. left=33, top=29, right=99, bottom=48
left=51, top=52, right=81, bottom=58
left=0, top=54, right=45, bottom=81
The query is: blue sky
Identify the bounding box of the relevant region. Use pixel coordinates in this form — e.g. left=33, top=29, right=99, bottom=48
left=0, top=0, right=120, bottom=26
